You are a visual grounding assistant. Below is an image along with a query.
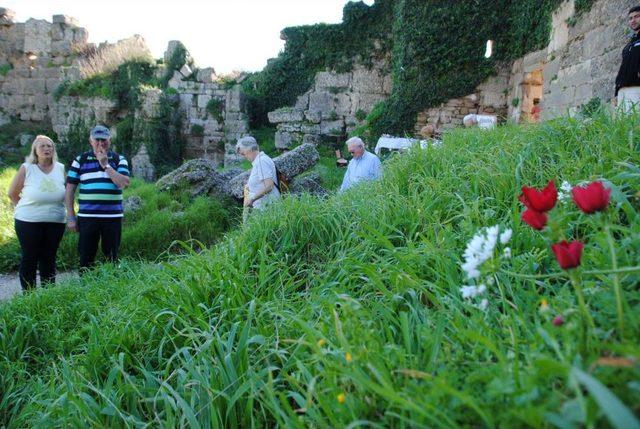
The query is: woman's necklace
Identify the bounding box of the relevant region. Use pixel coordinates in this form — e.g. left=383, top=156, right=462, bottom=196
left=37, top=162, right=54, bottom=174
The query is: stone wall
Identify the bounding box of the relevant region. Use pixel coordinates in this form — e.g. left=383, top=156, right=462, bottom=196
left=536, top=0, right=634, bottom=119
left=268, top=61, right=392, bottom=149
left=415, top=0, right=635, bottom=132
left=414, top=67, right=510, bottom=135
left=169, top=68, right=248, bottom=166
left=0, top=9, right=87, bottom=123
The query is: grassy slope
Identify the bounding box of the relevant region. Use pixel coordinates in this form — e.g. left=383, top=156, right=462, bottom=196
left=0, top=113, right=639, bottom=427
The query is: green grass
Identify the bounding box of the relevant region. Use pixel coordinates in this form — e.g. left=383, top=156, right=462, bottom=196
left=0, top=177, right=239, bottom=272
left=0, top=112, right=639, bottom=427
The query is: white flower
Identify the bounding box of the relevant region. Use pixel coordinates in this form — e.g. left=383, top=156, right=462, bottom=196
left=558, top=180, right=572, bottom=202
left=499, top=229, right=512, bottom=244
left=461, top=225, right=501, bottom=280
left=460, top=285, right=477, bottom=298
left=503, top=247, right=511, bottom=259
left=460, top=284, right=487, bottom=299
left=476, top=299, right=489, bottom=311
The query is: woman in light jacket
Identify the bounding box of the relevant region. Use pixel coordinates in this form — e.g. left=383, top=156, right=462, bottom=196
left=7, top=135, right=66, bottom=290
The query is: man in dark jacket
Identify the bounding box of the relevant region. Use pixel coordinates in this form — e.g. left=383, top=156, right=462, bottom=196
left=615, top=6, right=640, bottom=112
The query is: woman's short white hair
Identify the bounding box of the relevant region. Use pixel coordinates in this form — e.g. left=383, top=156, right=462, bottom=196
left=236, top=135, right=259, bottom=153
left=26, top=135, right=58, bottom=164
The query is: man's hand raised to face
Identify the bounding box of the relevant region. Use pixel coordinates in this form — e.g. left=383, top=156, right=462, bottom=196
left=95, top=146, right=109, bottom=169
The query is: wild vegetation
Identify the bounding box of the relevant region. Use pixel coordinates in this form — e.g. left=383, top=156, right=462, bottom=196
left=0, top=112, right=638, bottom=427
left=0, top=174, right=239, bottom=272
left=242, top=0, right=598, bottom=137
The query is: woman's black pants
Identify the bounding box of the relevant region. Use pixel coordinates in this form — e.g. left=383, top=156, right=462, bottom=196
left=14, top=219, right=65, bottom=290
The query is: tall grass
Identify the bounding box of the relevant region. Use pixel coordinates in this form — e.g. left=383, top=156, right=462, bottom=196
left=77, top=36, right=153, bottom=79
left=0, top=112, right=639, bottom=427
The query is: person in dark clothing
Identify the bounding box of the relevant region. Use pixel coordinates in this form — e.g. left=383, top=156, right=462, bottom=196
left=615, top=6, right=640, bottom=112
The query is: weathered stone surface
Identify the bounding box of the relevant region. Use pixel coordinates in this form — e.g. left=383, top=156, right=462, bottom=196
left=228, top=143, right=320, bottom=199
left=268, top=108, right=304, bottom=124
left=275, top=130, right=294, bottom=150
left=304, top=110, right=322, bottom=124
left=24, top=19, right=51, bottom=56
left=123, top=195, right=142, bottom=214
left=156, top=158, right=229, bottom=197
left=320, top=119, right=344, bottom=135
left=352, top=68, right=385, bottom=94
left=289, top=172, right=327, bottom=197
left=131, top=144, right=155, bottom=182
left=196, top=67, right=216, bottom=83
left=0, top=8, right=16, bottom=25
left=308, top=91, right=332, bottom=114
left=179, top=64, right=193, bottom=78
left=52, top=15, right=78, bottom=26
left=315, top=71, right=351, bottom=90
left=138, top=87, right=163, bottom=118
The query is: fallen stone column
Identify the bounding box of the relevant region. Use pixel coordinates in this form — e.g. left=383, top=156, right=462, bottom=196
left=227, top=142, right=320, bottom=199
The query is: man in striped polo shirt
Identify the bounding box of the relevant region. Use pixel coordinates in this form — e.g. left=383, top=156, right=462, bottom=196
left=65, top=125, right=130, bottom=272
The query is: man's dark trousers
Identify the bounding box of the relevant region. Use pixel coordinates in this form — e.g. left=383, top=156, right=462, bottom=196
left=78, top=217, right=122, bottom=272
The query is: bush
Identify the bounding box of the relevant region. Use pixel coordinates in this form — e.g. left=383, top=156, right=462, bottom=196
left=190, top=124, right=204, bottom=136
left=206, top=98, right=224, bottom=122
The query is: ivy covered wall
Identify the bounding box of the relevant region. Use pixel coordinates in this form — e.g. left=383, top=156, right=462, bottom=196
left=244, top=0, right=596, bottom=137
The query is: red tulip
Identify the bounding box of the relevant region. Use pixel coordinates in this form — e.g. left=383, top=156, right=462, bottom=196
left=572, top=181, right=611, bottom=214
left=551, top=240, right=584, bottom=269
left=552, top=315, right=564, bottom=326
left=521, top=209, right=548, bottom=230
left=519, top=181, right=558, bottom=212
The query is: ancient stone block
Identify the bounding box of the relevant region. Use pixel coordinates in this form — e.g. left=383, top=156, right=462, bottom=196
left=352, top=68, right=385, bottom=94
left=0, top=8, right=16, bottom=25
left=315, top=71, right=351, bottom=90
left=295, top=93, right=309, bottom=110
left=275, top=130, right=294, bottom=150
left=334, top=93, right=352, bottom=116
left=225, top=87, right=242, bottom=112
left=352, top=93, right=386, bottom=113
left=179, top=64, right=193, bottom=78
left=268, top=108, right=304, bottom=124
left=304, top=110, right=322, bottom=124
left=24, top=19, right=51, bottom=55
left=228, top=143, right=320, bottom=199
left=320, top=119, right=344, bottom=135
left=195, top=67, right=216, bottom=83
left=302, top=134, right=320, bottom=145
left=308, top=91, right=333, bottom=114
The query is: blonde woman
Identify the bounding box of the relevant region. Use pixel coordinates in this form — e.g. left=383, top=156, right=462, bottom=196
left=7, top=135, right=66, bottom=290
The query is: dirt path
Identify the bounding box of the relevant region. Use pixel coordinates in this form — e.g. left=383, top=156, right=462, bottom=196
left=0, top=272, right=78, bottom=302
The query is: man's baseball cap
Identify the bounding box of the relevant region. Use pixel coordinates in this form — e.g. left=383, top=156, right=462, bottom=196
left=90, top=125, right=111, bottom=140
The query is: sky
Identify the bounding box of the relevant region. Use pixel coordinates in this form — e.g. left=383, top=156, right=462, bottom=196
left=4, top=0, right=369, bottom=74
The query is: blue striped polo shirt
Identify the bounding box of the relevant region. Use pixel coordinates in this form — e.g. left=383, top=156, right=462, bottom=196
left=66, top=151, right=130, bottom=218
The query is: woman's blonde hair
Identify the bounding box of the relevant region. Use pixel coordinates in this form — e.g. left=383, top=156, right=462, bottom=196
left=26, top=135, right=58, bottom=164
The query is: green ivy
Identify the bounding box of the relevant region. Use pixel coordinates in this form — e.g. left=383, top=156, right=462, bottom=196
left=241, top=0, right=394, bottom=127
left=206, top=98, right=224, bottom=123
left=244, top=0, right=597, bottom=139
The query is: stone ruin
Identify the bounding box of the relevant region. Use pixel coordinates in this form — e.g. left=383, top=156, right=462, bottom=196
left=0, top=8, right=87, bottom=123
left=0, top=8, right=250, bottom=180
left=166, top=62, right=249, bottom=167
left=268, top=61, right=391, bottom=150
left=156, top=142, right=326, bottom=201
